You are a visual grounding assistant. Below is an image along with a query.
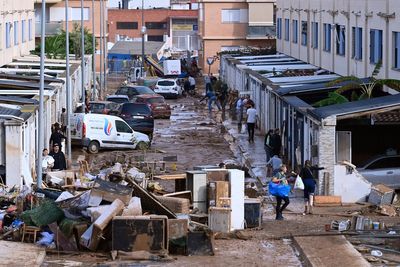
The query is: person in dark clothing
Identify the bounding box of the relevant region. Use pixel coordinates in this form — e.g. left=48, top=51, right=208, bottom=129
left=183, top=78, right=191, bottom=97
left=264, top=129, right=274, bottom=162
left=272, top=164, right=290, bottom=220
left=300, top=160, right=324, bottom=214
left=49, top=143, right=67, bottom=170
left=270, top=128, right=282, bottom=156
left=49, top=123, right=66, bottom=151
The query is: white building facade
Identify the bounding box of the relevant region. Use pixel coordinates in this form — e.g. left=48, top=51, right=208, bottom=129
left=276, top=0, right=400, bottom=80
left=0, top=0, right=36, bottom=66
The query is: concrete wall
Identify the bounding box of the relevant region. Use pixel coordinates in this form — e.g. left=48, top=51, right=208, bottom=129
left=0, top=0, right=36, bottom=66
left=4, top=121, right=23, bottom=187
left=334, top=164, right=371, bottom=203
left=276, top=0, right=400, bottom=79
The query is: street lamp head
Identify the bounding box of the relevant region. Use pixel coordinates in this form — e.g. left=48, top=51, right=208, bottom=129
left=141, top=26, right=147, bottom=34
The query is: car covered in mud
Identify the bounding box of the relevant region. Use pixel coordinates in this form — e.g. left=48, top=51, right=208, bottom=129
left=134, top=94, right=171, bottom=119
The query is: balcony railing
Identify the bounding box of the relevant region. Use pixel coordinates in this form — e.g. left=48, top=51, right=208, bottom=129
left=35, top=22, right=63, bottom=37
left=247, top=25, right=276, bottom=39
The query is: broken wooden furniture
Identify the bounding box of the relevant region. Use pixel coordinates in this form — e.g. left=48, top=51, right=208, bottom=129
left=21, top=225, right=41, bottom=243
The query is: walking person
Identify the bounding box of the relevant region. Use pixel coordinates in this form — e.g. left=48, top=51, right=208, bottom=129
left=236, top=96, right=244, bottom=132
left=271, top=128, right=282, bottom=157
left=60, top=108, right=67, bottom=134
left=264, top=130, right=274, bottom=162
left=300, top=160, right=324, bottom=215
left=188, top=75, right=196, bottom=93
left=272, top=164, right=290, bottom=220
left=200, top=90, right=221, bottom=114
left=49, top=123, right=66, bottom=152
left=246, top=104, right=257, bottom=143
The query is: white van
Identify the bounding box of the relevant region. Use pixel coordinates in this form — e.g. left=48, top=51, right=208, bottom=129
left=70, top=113, right=150, bottom=153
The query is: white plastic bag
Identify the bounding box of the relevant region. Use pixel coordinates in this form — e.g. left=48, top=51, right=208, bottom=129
left=294, top=175, right=304, bottom=190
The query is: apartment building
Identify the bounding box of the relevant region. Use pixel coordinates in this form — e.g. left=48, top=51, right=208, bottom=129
left=34, top=0, right=108, bottom=72
left=0, top=0, right=36, bottom=67
left=198, top=0, right=276, bottom=74
left=108, top=7, right=198, bottom=52
left=276, top=0, right=400, bottom=80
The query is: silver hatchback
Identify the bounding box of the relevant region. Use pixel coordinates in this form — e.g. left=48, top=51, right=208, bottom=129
left=357, top=155, right=400, bottom=188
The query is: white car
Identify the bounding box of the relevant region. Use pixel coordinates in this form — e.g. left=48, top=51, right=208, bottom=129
left=154, top=79, right=182, bottom=99
left=70, top=113, right=150, bottom=153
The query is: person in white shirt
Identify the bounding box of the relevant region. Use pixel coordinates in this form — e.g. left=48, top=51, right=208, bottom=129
left=188, top=76, right=196, bottom=91
left=246, top=103, right=257, bottom=143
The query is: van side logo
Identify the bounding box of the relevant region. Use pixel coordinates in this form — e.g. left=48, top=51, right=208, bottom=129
left=104, top=119, right=113, bottom=136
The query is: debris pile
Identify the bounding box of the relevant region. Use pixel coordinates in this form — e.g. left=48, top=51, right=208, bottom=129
left=0, top=158, right=259, bottom=263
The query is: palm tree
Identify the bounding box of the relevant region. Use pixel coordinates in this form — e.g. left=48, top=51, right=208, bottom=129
left=313, top=61, right=400, bottom=107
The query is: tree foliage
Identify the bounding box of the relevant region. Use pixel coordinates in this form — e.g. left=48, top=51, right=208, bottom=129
left=33, top=23, right=96, bottom=59
left=313, top=61, right=400, bottom=107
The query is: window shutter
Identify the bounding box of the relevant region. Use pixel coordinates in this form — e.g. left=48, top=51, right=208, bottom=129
left=370, top=30, right=375, bottom=63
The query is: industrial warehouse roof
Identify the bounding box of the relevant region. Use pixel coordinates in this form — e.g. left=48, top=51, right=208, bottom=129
left=109, top=41, right=164, bottom=56
left=310, top=94, right=400, bottom=120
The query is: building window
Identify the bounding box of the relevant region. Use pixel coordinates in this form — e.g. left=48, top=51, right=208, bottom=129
left=22, top=20, right=26, bottom=43
left=336, top=25, right=346, bottom=56
left=221, top=9, right=247, bottom=23
left=276, top=18, right=282, bottom=39
left=311, top=22, right=318, bottom=48
left=301, top=21, right=307, bottom=46
left=248, top=26, right=275, bottom=37
left=370, top=29, right=383, bottom=64
left=145, top=22, right=167, bottom=30
left=71, top=8, right=90, bottom=21
left=28, top=19, right=32, bottom=41
left=394, top=32, right=400, bottom=69
left=352, top=27, right=362, bottom=60
left=284, top=19, right=289, bottom=41
left=116, top=22, right=138, bottom=30
left=323, top=23, right=331, bottom=52
left=292, top=20, right=298, bottom=43
left=147, top=35, right=164, bottom=42
left=14, top=21, right=18, bottom=45
left=5, top=22, right=11, bottom=48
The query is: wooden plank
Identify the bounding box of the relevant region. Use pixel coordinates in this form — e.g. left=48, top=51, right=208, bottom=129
left=125, top=177, right=177, bottom=219
left=154, top=174, right=186, bottom=180
left=314, top=195, right=342, bottom=205
left=0, top=241, right=46, bottom=267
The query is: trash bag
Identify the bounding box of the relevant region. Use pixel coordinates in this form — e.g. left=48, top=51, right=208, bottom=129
left=268, top=182, right=291, bottom=197
left=294, top=175, right=305, bottom=190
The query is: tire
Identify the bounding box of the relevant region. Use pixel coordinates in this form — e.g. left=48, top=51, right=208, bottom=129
left=88, top=141, right=100, bottom=154
left=136, top=141, right=149, bottom=150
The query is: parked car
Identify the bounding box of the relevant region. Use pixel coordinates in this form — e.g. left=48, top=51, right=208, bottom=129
left=115, top=85, right=155, bottom=101
left=357, top=154, right=400, bottom=188
left=70, top=113, right=150, bottom=153
left=106, top=95, right=130, bottom=104
left=117, top=102, right=154, bottom=140
left=134, top=94, right=171, bottom=119
left=89, top=101, right=120, bottom=115
left=154, top=79, right=182, bottom=98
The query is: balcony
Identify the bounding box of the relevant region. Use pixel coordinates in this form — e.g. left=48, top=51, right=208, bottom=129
left=35, top=22, right=63, bottom=37
left=34, top=0, right=62, bottom=3
left=247, top=26, right=276, bottom=40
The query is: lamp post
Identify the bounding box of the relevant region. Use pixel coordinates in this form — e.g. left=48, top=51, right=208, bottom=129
left=37, top=0, right=46, bottom=188
left=102, top=0, right=107, bottom=91
left=91, top=0, right=96, bottom=100
left=65, top=0, right=71, bottom=163
left=141, top=0, right=146, bottom=77
left=99, top=0, right=103, bottom=94
left=81, top=0, right=85, bottom=113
